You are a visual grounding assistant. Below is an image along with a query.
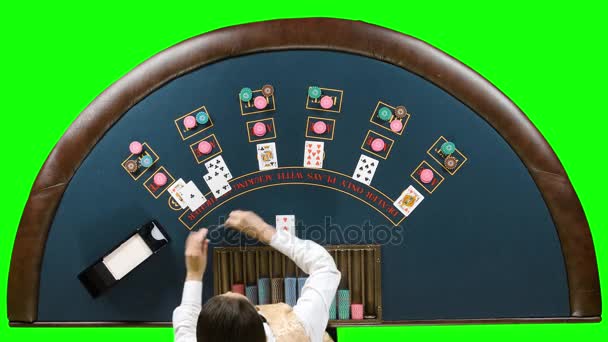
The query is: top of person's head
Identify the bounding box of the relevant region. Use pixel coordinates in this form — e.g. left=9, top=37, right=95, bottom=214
left=197, top=294, right=266, bottom=342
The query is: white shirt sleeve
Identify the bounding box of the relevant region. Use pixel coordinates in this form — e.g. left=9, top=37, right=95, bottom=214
left=269, top=229, right=341, bottom=342
left=172, top=280, right=202, bottom=342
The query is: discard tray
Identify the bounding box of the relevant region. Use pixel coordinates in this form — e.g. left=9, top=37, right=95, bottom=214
left=213, top=244, right=382, bottom=326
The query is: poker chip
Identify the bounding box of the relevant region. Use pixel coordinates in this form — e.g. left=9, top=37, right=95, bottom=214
left=444, top=155, right=458, bottom=170
left=297, top=277, right=308, bottom=297
left=420, top=168, right=434, bottom=184
left=140, top=155, right=153, bottom=168
left=312, top=121, right=327, bottom=135
left=308, top=86, right=322, bottom=99
left=183, top=115, right=197, bottom=129
left=153, top=172, right=167, bottom=186
left=246, top=285, right=259, bottom=305
left=129, top=141, right=143, bottom=155
left=262, top=84, right=274, bottom=96
left=378, top=106, right=392, bottom=121
left=370, top=138, right=385, bottom=152
left=320, top=95, right=333, bottom=109
left=252, top=122, right=267, bottom=137
left=239, top=87, right=253, bottom=102
left=257, top=278, right=271, bottom=305
left=351, top=304, right=364, bottom=320
left=125, top=160, right=138, bottom=173
left=329, top=296, right=337, bottom=320
left=284, top=278, right=297, bottom=307
left=198, top=141, right=213, bottom=155
left=389, top=119, right=403, bottom=133
left=337, top=289, right=351, bottom=320
left=195, top=111, right=209, bottom=125
left=231, top=283, right=245, bottom=295
left=441, top=141, right=456, bottom=155
left=271, top=278, right=284, bottom=304
left=253, top=96, right=267, bottom=109
left=394, top=105, right=408, bottom=118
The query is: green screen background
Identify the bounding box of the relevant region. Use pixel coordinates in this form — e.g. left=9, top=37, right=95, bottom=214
left=1, top=1, right=606, bottom=341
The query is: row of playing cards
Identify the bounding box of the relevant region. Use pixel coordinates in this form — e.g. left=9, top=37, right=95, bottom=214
left=168, top=179, right=206, bottom=212
left=203, top=155, right=232, bottom=199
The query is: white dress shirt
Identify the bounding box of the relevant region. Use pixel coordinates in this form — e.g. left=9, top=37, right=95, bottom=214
left=173, top=229, right=341, bottom=342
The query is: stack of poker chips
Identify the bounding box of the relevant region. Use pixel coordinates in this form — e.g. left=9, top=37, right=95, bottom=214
left=284, top=277, right=298, bottom=306
left=271, top=278, right=284, bottom=304
left=329, top=295, right=337, bottom=320
left=257, top=278, right=271, bottom=305
left=351, top=303, right=364, bottom=320
left=246, top=285, right=258, bottom=305
left=337, top=289, right=350, bottom=320
left=231, top=283, right=245, bottom=295
left=297, top=276, right=308, bottom=297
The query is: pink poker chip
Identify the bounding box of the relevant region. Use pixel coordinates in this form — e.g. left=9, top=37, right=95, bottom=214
left=370, top=138, right=385, bottom=152
left=198, top=141, right=213, bottom=155
left=312, top=121, right=327, bottom=134
left=254, top=96, right=267, bottom=109
left=420, top=168, right=434, bottom=184
left=252, top=122, right=267, bottom=137
left=351, top=304, right=364, bottom=320
left=129, top=141, right=143, bottom=155
left=231, top=283, right=245, bottom=295
left=153, top=172, right=167, bottom=186
left=320, top=95, right=333, bottom=109
left=390, top=119, right=403, bottom=133
left=183, top=115, right=197, bottom=129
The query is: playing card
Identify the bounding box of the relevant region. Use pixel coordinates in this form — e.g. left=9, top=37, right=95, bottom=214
left=352, top=154, right=379, bottom=185
left=393, top=185, right=424, bottom=217
left=275, top=215, right=295, bottom=236
left=204, top=155, right=232, bottom=180
left=204, top=172, right=232, bottom=199
left=180, top=181, right=207, bottom=212
left=303, top=141, right=324, bottom=169
left=168, top=178, right=188, bottom=209
left=257, top=142, right=278, bottom=170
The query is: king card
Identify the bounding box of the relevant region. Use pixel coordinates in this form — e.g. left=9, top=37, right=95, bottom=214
left=168, top=178, right=188, bottom=209
left=256, top=142, right=278, bottom=170
left=393, top=185, right=424, bottom=217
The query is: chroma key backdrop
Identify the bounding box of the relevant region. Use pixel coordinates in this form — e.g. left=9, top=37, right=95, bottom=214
left=1, top=2, right=606, bottom=342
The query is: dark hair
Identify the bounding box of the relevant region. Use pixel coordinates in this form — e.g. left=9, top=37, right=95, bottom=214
left=197, top=295, right=266, bottom=342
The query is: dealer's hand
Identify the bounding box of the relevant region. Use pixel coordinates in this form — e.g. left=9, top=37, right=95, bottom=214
left=184, top=228, right=209, bottom=281
left=225, top=210, right=276, bottom=244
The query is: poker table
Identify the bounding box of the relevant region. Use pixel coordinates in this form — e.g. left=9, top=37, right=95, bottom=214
left=8, top=18, right=601, bottom=327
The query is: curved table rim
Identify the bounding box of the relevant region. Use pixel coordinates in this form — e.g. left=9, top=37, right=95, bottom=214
left=7, top=17, right=601, bottom=324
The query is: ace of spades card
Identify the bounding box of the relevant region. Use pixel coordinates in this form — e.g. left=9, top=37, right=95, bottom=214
left=204, top=155, right=232, bottom=180
left=256, top=142, right=278, bottom=170
left=393, top=185, right=424, bottom=217
left=303, top=140, right=324, bottom=169
left=352, top=154, right=379, bottom=185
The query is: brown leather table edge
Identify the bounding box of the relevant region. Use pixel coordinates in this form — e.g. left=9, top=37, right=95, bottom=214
left=7, top=17, right=601, bottom=323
